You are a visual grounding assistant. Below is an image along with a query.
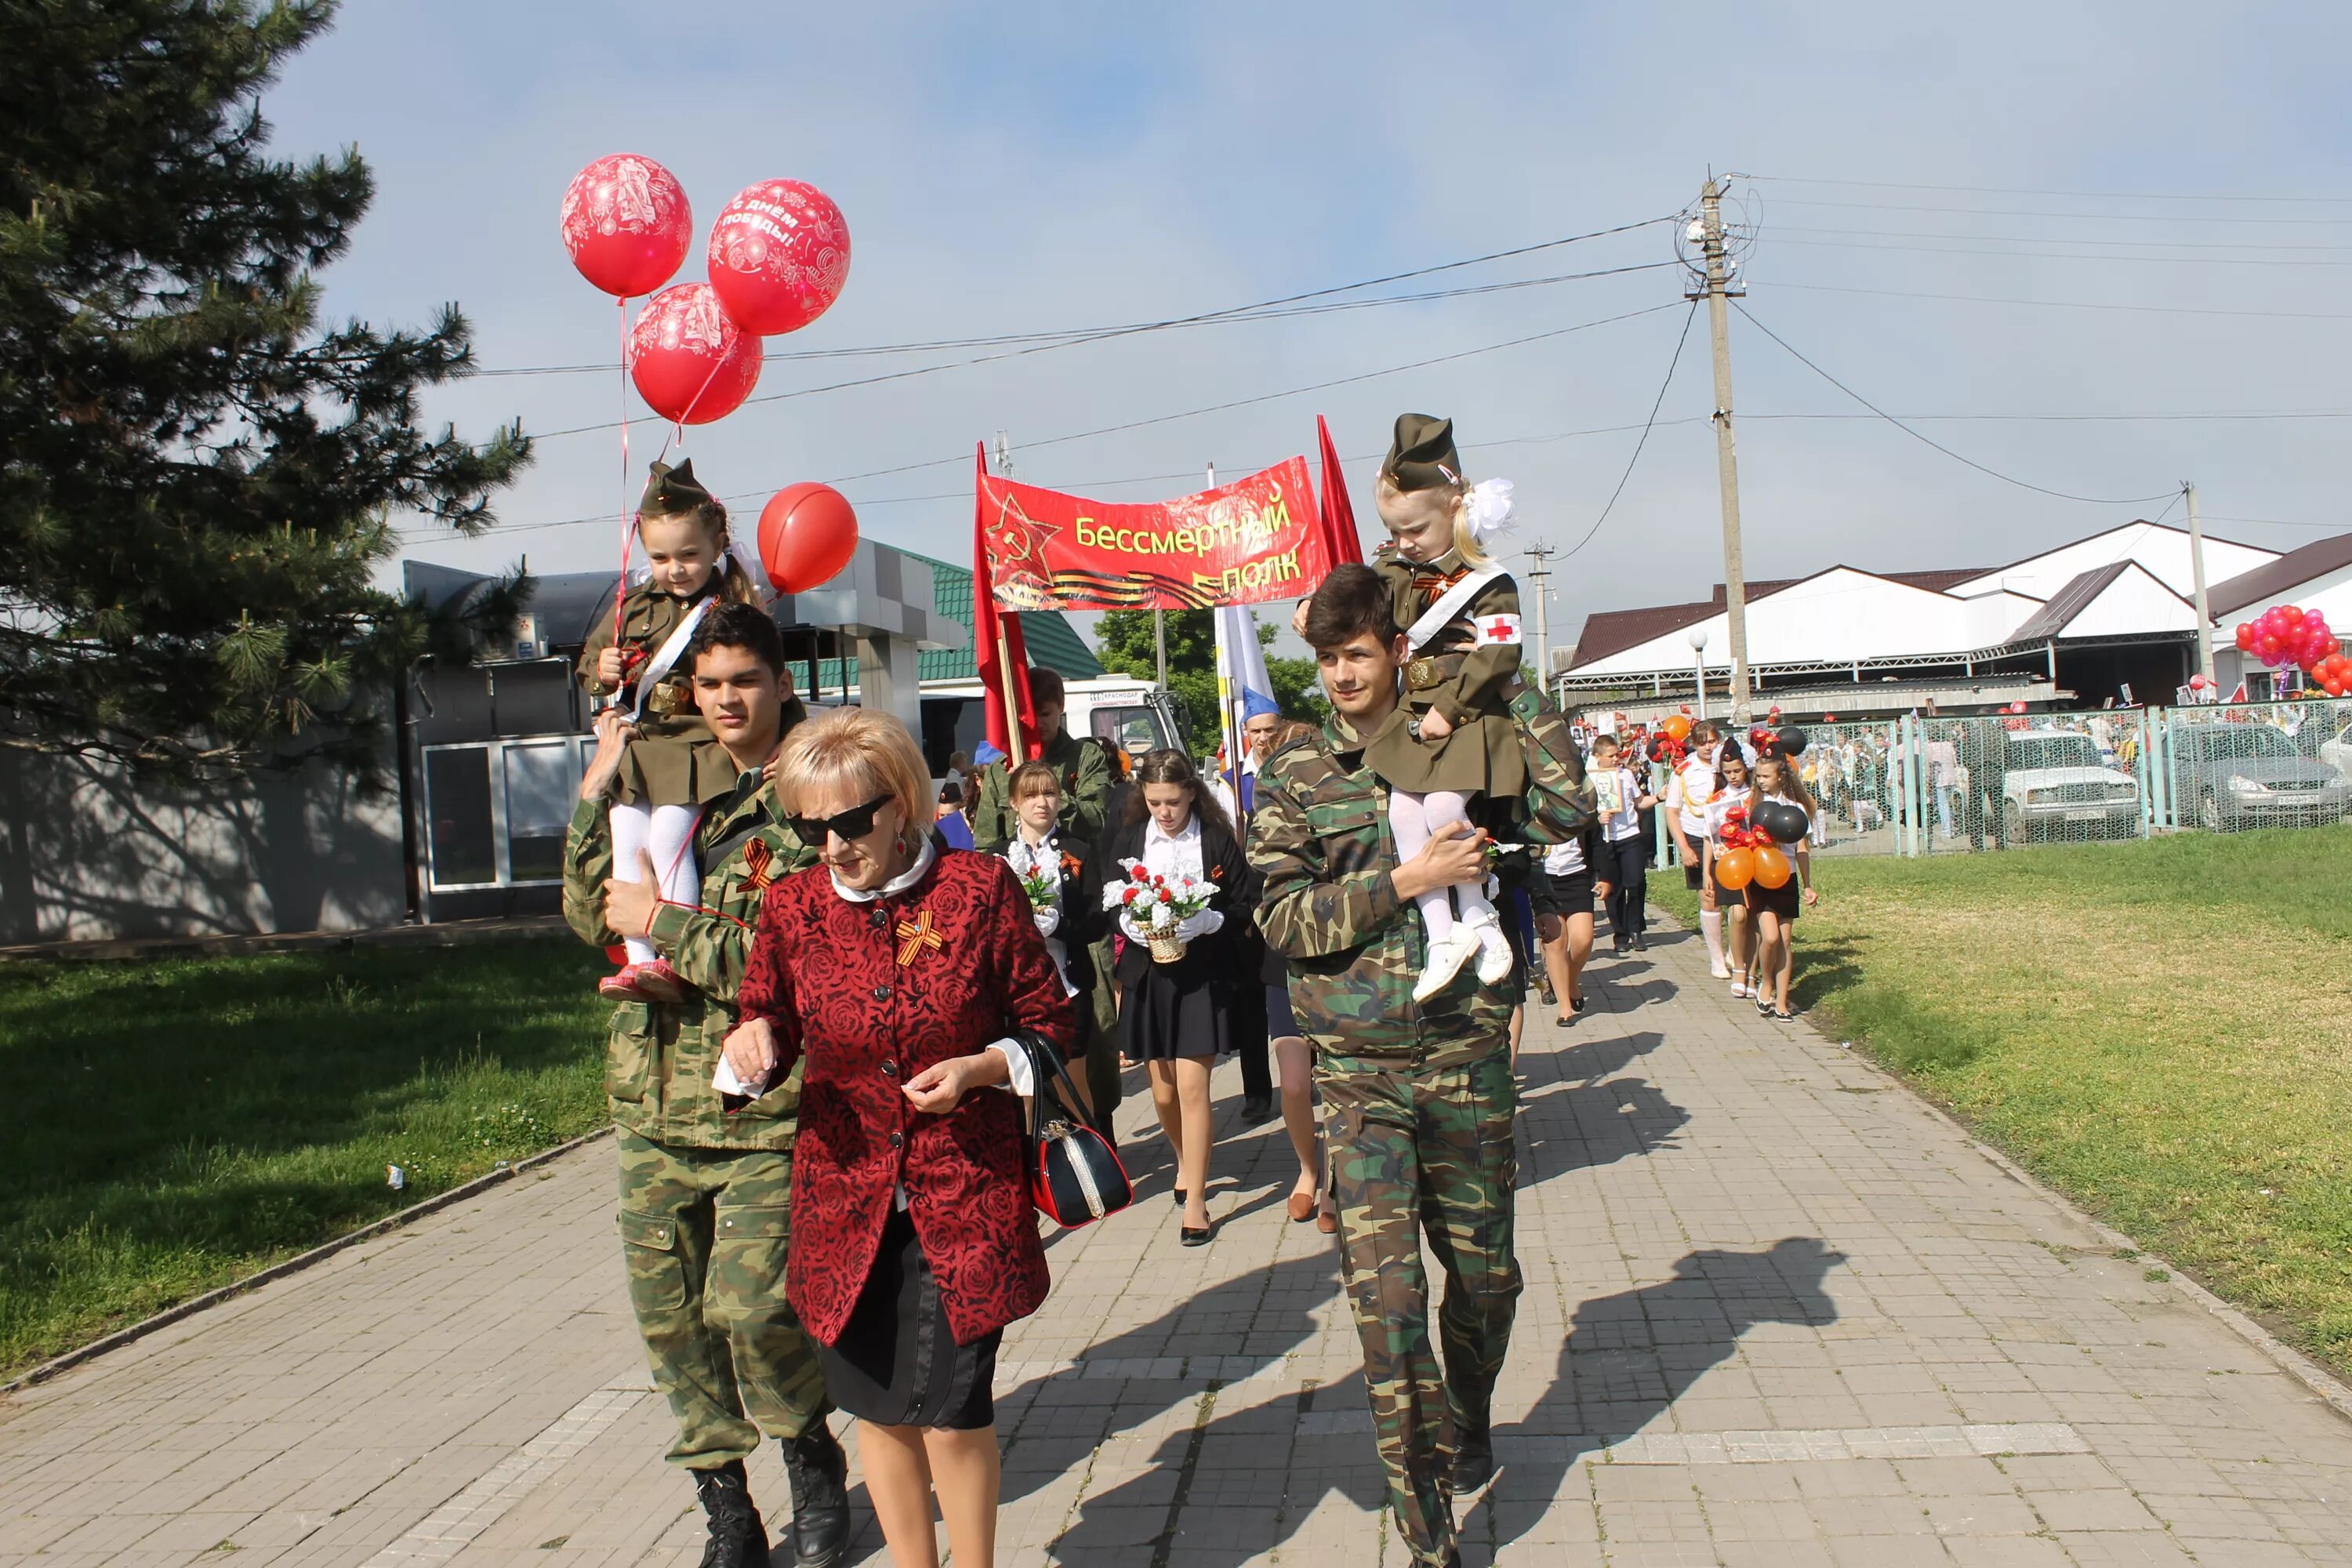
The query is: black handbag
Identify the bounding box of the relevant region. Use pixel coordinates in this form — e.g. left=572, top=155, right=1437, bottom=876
left=1011, top=1031, right=1134, bottom=1228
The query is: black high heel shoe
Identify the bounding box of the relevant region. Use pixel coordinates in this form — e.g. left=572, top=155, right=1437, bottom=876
left=1180, top=1220, right=1214, bottom=1247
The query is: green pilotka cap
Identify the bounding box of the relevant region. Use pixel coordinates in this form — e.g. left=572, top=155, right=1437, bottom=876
left=640, top=458, right=712, bottom=517
left=1381, top=413, right=1461, bottom=492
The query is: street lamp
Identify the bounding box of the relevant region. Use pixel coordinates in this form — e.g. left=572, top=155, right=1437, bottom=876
left=1687, top=626, right=1710, bottom=722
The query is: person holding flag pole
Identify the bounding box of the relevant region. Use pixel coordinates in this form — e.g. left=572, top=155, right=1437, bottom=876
left=1214, top=602, right=1279, bottom=1123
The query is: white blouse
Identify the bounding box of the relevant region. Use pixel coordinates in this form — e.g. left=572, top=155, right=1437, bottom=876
left=1142, top=815, right=1204, bottom=880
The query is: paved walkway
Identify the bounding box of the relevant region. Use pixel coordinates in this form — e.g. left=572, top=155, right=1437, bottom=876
left=7, top=921, right=2352, bottom=1566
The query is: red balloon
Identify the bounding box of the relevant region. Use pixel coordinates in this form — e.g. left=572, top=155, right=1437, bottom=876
left=2256, top=633, right=2283, bottom=661
left=2234, top=622, right=2256, bottom=651
left=560, top=154, right=693, bottom=298
left=629, top=284, right=762, bottom=425
left=707, top=180, right=852, bottom=336
left=758, top=483, right=860, bottom=593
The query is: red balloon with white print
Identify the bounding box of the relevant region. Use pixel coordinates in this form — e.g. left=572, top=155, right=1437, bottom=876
left=629, top=284, right=761, bottom=425
left=559, top=154, right=693, bottom=298
left=707, top=180, right=852, bottom=336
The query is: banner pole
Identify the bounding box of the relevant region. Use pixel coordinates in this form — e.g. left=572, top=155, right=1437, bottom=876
left=996, top=612, right=1024, bottom=763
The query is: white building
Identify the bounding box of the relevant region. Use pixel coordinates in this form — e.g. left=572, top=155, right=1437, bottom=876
left=1560, top=519, right=2284, bottom=720
left=2208, top=531, right=2352, bottom=698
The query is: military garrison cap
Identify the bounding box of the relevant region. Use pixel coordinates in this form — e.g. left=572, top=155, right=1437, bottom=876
left=1381, top=413, right=1461, bottom=493
left=640, top=458, right=713, bottom=517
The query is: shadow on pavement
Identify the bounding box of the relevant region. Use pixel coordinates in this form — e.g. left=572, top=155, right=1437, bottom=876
left=1479, top=1236, right=1846, bottom=1552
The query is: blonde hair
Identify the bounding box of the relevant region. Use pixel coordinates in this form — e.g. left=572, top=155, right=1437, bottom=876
left=772, top=707, right=932, bottom=839
left=1374, top=470, right=1492, bottom=568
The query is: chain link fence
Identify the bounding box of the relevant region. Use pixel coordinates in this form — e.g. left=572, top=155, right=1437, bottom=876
left=1638, top=697, right=2352, bottom=863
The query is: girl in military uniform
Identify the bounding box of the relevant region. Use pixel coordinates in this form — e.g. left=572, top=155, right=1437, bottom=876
left=1366, top=413, right=1529, bottom=1004
left=579, top=459, right=766, bottom=1002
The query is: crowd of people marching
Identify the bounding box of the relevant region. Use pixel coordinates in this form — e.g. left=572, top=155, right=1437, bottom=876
left=558, top=416, right=1820, bottom=1568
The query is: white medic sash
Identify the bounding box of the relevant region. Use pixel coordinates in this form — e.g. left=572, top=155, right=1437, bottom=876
left=629, top=597, right=719, bottom=722
left=1405, top=564, right=1507, bottom=652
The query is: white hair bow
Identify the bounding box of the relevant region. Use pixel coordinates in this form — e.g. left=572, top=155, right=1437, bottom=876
left=1461, top=477, right=1515, bottom=546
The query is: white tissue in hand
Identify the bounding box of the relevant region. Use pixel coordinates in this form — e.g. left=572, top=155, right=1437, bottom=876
left=713, top=1057, right=771, bottom=1096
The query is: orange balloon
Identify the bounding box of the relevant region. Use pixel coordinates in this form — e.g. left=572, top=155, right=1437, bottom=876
left=1661, top=713, right=1692, bottom=741
left=1752, top=845, right=1792, bottom=888
left=1715, top=848, right=1757, bottom=890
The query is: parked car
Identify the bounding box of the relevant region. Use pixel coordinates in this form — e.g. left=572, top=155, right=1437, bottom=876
left=2172, top=722, right=2352, bottom=832
left=2321, top=720, right=2352, bottom=784
left=2000, top=731, right=2140, bottom=843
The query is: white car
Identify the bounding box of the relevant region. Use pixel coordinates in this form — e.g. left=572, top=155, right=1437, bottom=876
left=2001, top=731, right=2140, bottom=842
left=2322, top=720, right=2352, bottom=784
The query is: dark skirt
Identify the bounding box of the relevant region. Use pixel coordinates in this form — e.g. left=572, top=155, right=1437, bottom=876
left=815, top=1205, right=1000, bottom=1432
left=1120, top=956, right=1235, bottom=1062
left=1744, top=877, right=1802, bottom=923
left=1264, top=981, right=1299, bottom=1041
left=1532, top=868, right=1594, bottom=916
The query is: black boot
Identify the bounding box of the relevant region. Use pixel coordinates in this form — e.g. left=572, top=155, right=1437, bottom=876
left=1448, top=1417, right=1494, bottom=1493
left=692, top=1461, right=771, bottom=1568
left=780, top=1423, right=851, bottom=1568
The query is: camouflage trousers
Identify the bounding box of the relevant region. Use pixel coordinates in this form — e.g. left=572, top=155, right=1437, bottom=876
left=615, top=1130, right=829, bottom=1468
left=1318, top=1046, right=1522, bottom=1566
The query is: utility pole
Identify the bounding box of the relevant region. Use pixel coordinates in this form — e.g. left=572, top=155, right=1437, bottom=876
left=1523, top=541, right=1555, bottom=697
left=2183, top=481, right=2215, bottom=687
left=1691, top=176, right=1752, bottom=721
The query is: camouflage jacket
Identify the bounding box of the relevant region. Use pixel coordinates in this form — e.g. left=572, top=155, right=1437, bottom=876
left=562, top=775, right=817, bottom=1150
left=1247, top=713, right=1512, bottom=1072
left=971, top=728, right=1112, bottom=853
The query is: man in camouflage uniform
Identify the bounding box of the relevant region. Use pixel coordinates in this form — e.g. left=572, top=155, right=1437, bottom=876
left=1249, top=564, right=1524, bottom=1568
left=970, top=664, right=1124, bottom=1120
left=562, top=604, right=848, bottom=1568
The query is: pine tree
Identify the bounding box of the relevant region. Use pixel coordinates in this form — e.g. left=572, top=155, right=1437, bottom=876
left=0, top=0, right=530, bottom=782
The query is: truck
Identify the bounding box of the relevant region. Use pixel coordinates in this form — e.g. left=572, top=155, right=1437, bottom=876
left=916, top=675, right=1189, bottom=781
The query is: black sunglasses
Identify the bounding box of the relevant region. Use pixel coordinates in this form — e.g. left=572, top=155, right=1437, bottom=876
left=787, top=793, right=895, bottom=845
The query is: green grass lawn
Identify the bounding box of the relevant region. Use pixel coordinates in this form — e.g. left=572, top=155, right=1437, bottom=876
left=1652, top=825, right=2352, bottom=1377
left=0, top=936, right=611, bottom=1377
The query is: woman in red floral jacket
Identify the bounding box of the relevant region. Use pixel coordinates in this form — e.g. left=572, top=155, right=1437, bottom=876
left=726, top=708, right=1074, bottom=1568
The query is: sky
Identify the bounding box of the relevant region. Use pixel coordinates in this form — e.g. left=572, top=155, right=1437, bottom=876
left=263, top=1, right=2352, bottom=660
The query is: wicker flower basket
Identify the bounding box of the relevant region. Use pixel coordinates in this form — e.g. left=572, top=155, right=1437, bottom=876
left=1147, top=927, right=1188, bottom=965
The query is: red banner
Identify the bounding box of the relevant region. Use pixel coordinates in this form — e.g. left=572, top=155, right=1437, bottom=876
left=978, top=456, right=1335, bottom=611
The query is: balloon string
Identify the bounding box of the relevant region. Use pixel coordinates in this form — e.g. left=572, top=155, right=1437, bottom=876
left=613, top=296, right=632, bottom=645
left=664, top=337, right=739, bottom=456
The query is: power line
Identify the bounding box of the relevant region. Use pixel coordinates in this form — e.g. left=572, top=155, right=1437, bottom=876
left=1766, top=222, right=2352, bottom=255
left=1730, top=301, right=2179, bottom=506
left=1766, top=235, right=2352, bottom=267
left=1743, top=172, right=2352, bottom=206
left=1561, top=301, right=1699, bottom=560
left=399, top=303, right=1684, bottom=543
left=1770, top=279, right=2352, bottom=322
left=1762, top=195, right=2352, bottom=227
left=478, top=214, right=1676, bottom=383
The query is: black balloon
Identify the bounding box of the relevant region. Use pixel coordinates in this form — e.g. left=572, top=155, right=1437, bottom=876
left=1774, top=724, right=1809, bottom=756
left=1755, top=800, right=1810, bottom=844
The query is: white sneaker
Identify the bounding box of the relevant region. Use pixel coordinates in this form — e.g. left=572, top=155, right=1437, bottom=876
left=1413, top=927, right=1479, bottom=1004
left=1470, top=920, right=1515, bottom=986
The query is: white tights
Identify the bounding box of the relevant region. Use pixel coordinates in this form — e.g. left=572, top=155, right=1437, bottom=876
left=608, top=800, right=702, bottom=967
left=1385, top=788, right=1498, bottom=942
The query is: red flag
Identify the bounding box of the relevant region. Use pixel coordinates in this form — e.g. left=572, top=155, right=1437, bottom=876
left=972, top=443, right=1035, bottom=761
left=1315, top=413, right=1364, bottom=566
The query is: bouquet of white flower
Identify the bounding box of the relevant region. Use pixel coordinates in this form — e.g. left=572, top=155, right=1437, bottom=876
left=1100, top=857, right=1219, bottom=964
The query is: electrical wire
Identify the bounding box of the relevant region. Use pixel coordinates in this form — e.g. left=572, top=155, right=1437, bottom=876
left=1741, top=172, right=2352, bottom=206
left=1769, top=279, right=2352, bottom=322
left=1766, top=235, right=2352, bottom=267
left=1560, top=301, right=1699, bottom=560
left=400, top=302, right=1685, bottom=543
left=1761, top=195, right=2352, bottom=227
left=477, top=214, right=1677, bottom=381
left=1729, top=301, right=2180, bottom=506
left=1766, top=223, right=2352, bottom=255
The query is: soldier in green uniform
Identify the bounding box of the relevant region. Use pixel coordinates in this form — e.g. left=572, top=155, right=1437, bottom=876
left=562, top=603, right=850, bottom=1568
left=1248, top=564, right=1523, bottom=1568
left=970, top=665, right=1123, bottom=1119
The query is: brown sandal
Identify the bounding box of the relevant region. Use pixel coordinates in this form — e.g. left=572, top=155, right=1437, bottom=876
left=1287, top=1192, right=1316, bottom=1223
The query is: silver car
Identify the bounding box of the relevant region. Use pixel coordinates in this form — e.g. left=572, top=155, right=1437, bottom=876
left=2001, top=731, right=2140, bottom=842
left=2173, top=722, right=2352, bottom=831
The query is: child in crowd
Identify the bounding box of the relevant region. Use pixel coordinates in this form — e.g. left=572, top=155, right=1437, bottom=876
left=577, top=459, right=765, bottom=1001
left=1586, top=733, right=1660, bottom=956
left=1664, top=720, right=1730, bottom=977
left=1362, top=414, right=1530, bottom=1003
left=1746, top=747, right=1821, bottom=1021
left=1000, top=760, right=1098, bottom=1112
left=1700, top=739, right=1759, bottom=998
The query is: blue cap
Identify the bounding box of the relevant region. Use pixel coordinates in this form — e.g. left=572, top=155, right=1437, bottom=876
left=975, top=742, right=1007, bottom=766
left=1242, top=688, right=1280, bottom=719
